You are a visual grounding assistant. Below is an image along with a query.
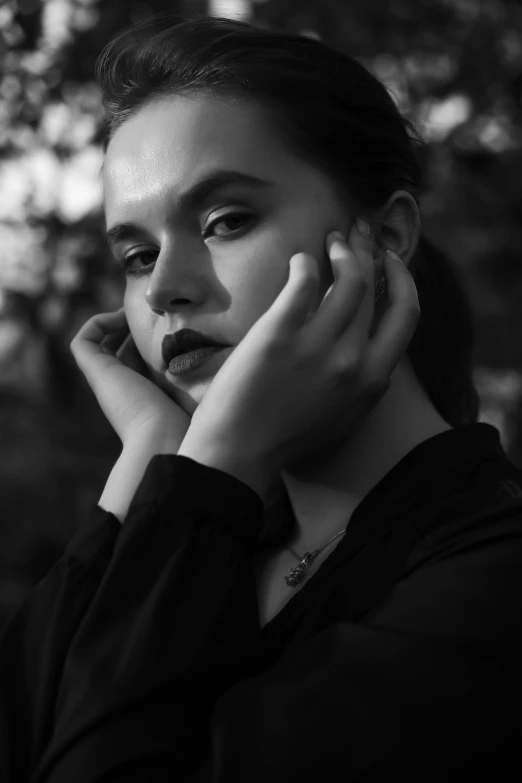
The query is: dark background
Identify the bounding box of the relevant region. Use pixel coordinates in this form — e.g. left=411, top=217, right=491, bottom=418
left=1, top=0, right=522, bottom=633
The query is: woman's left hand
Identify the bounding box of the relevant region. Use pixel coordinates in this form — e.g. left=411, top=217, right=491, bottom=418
left=178, top=220, right=420, bottom=499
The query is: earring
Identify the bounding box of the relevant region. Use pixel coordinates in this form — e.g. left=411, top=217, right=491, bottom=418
left=374, top=275, right=387, bottom=303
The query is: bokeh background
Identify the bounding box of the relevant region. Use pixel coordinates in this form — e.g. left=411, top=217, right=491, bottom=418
left=1, top=0, right=522, bottom=632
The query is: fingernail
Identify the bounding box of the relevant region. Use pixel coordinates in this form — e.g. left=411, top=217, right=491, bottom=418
left=356, top=217, right=371, bottom=237
left=326, top=231, right=345, bottom=253
left=386, top=248, right=403, bottom=264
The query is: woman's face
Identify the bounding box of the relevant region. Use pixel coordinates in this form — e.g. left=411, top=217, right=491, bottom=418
left=103, top=94, right=358, bottom=416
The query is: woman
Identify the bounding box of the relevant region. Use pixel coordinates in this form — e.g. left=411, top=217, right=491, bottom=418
left=1, top=12, right=522, bottom=782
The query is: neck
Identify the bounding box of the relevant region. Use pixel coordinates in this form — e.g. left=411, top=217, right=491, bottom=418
left=270, top=357, right=452, bottom=553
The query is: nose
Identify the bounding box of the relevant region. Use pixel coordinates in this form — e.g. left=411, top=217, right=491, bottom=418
left=144, top=246, right=206, bottom=316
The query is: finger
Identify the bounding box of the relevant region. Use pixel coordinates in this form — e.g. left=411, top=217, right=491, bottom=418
left=73, top=308, right=127, bottom=344
left=98, top=309, right=130, bottom=351
left=318, top=222, right=373, bottom=344
left=102, top=321, right=130, bottom=354
left=115, top=332, right=135, bottom=361
left=267, top=252, right=320, bottom=331
left=71, top=308, right=128, bottom=361
left=367, top=250, right=420, bottom=379
left=116, top=333, right=147, bottom=374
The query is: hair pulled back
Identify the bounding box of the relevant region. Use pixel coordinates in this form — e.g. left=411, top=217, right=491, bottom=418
left=95, top=12, right=479, bottom=427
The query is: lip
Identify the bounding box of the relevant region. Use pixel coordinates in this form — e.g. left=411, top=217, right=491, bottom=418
left=161, top=328, right=228, bottom=367
left=166, top=345, right=229, bottom=376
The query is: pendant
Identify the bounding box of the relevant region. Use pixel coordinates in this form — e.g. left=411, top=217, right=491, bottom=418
left=375, top=276, right=386, bottom=303
left=284, top=550, right=320, bottom=587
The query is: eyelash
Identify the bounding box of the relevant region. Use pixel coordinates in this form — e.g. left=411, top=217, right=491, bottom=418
left=115, top=212, right=254, bottom=277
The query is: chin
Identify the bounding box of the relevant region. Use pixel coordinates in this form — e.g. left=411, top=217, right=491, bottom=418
left=183, top=396, right=199, bottom=418
left=167, top=384, right=199, bottom=417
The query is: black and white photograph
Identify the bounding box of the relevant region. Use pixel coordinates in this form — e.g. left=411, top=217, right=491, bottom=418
left=1, top=1, right=522, bottom=780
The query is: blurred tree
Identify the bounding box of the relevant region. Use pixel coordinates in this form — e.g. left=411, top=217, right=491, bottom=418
left=0, top=0, right=521, bottom=629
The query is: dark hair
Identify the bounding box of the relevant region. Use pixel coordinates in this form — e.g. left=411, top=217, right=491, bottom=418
left=95, top=12, right=479, bottom=427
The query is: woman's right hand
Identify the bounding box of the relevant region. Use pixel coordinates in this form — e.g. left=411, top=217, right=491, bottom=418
left=70, top=307, right=190, bottom=447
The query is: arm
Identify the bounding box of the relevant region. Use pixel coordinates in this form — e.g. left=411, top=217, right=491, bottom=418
left=32, top=453, right=265, bottom=783
left=177, top=430, right=272, bottom=502
left=6, top=435, right=522, bottom=782
left=34, top=456, right=522, bottom=783
left=0, top=430, right=183, bottom=781
left=98, top=427, right=181, bottom=523
left=0, top=504, right=120, bottom=783
left=190, top=511, right=522, bottom=782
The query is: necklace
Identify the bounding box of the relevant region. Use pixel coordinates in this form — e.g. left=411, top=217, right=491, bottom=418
left=284, top=527, right=347, bottom=587
left=280, top=276, right=385, bottom=587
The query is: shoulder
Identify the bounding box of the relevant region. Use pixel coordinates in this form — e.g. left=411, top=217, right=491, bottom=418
left=363, top=507, right=522, bottom=652
left=407, top=462, right=522, bottom=572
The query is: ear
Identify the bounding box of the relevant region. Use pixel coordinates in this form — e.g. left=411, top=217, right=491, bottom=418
left=371, top=190, right=421, bottom=268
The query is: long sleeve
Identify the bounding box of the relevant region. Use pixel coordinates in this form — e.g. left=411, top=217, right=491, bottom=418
left=0, top=505, right=121, bottom=782
left=193, top=511, right=522, bottom=782
left=21, top=454, right=264, bottom=783
left=2, top=443, right=522, bottom=782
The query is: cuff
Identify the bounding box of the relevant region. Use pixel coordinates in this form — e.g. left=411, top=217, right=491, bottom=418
left=126, top=454, right=265, bottom=549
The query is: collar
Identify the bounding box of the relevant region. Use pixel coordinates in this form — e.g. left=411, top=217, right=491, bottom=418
left=256, top=423, right=506, bottom=551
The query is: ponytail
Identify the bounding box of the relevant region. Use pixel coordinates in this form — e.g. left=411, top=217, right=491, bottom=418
left=407, top=236, right=480, bottom=427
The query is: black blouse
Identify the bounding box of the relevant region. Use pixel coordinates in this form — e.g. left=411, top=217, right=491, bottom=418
left=1, top=423, right=522, bottom=782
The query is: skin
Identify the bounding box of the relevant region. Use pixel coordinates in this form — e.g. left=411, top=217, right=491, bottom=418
left=103, top=94, right=451, bottom=578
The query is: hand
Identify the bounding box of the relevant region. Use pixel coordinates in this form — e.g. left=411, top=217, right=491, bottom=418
left=180, top=221, right=420, bottom=497
left=70, top=307, right=190, bottom=447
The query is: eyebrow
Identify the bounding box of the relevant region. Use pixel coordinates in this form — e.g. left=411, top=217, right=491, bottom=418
left=105, top=170, right=273, bottom=248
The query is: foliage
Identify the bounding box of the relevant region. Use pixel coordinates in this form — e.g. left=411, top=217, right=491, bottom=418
left=1, top=0, right=521, bottom=627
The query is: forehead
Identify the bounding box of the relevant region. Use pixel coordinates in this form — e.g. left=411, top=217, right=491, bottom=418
left=103, top=95, right=299, bottom=214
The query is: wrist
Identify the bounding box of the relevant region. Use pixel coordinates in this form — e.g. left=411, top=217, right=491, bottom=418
left=99, top=429, right=181, bottom=524
left=124, top=425, right=183, bottom=455
left=178, top=433, right=272, bottom=501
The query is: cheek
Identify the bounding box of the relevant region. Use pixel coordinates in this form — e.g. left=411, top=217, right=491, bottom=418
left=123, top=297, right=154, bottom=361
left=252, top=242, right=335, bottom=319
left=231, top=245, right=291, bottom=327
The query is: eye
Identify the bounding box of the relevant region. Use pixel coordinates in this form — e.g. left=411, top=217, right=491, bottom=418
left=203, top=211, right=254, bottom=239
left=114, top=252, right=156, bottom=278
left=116, top=212, right=254, bottom=277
